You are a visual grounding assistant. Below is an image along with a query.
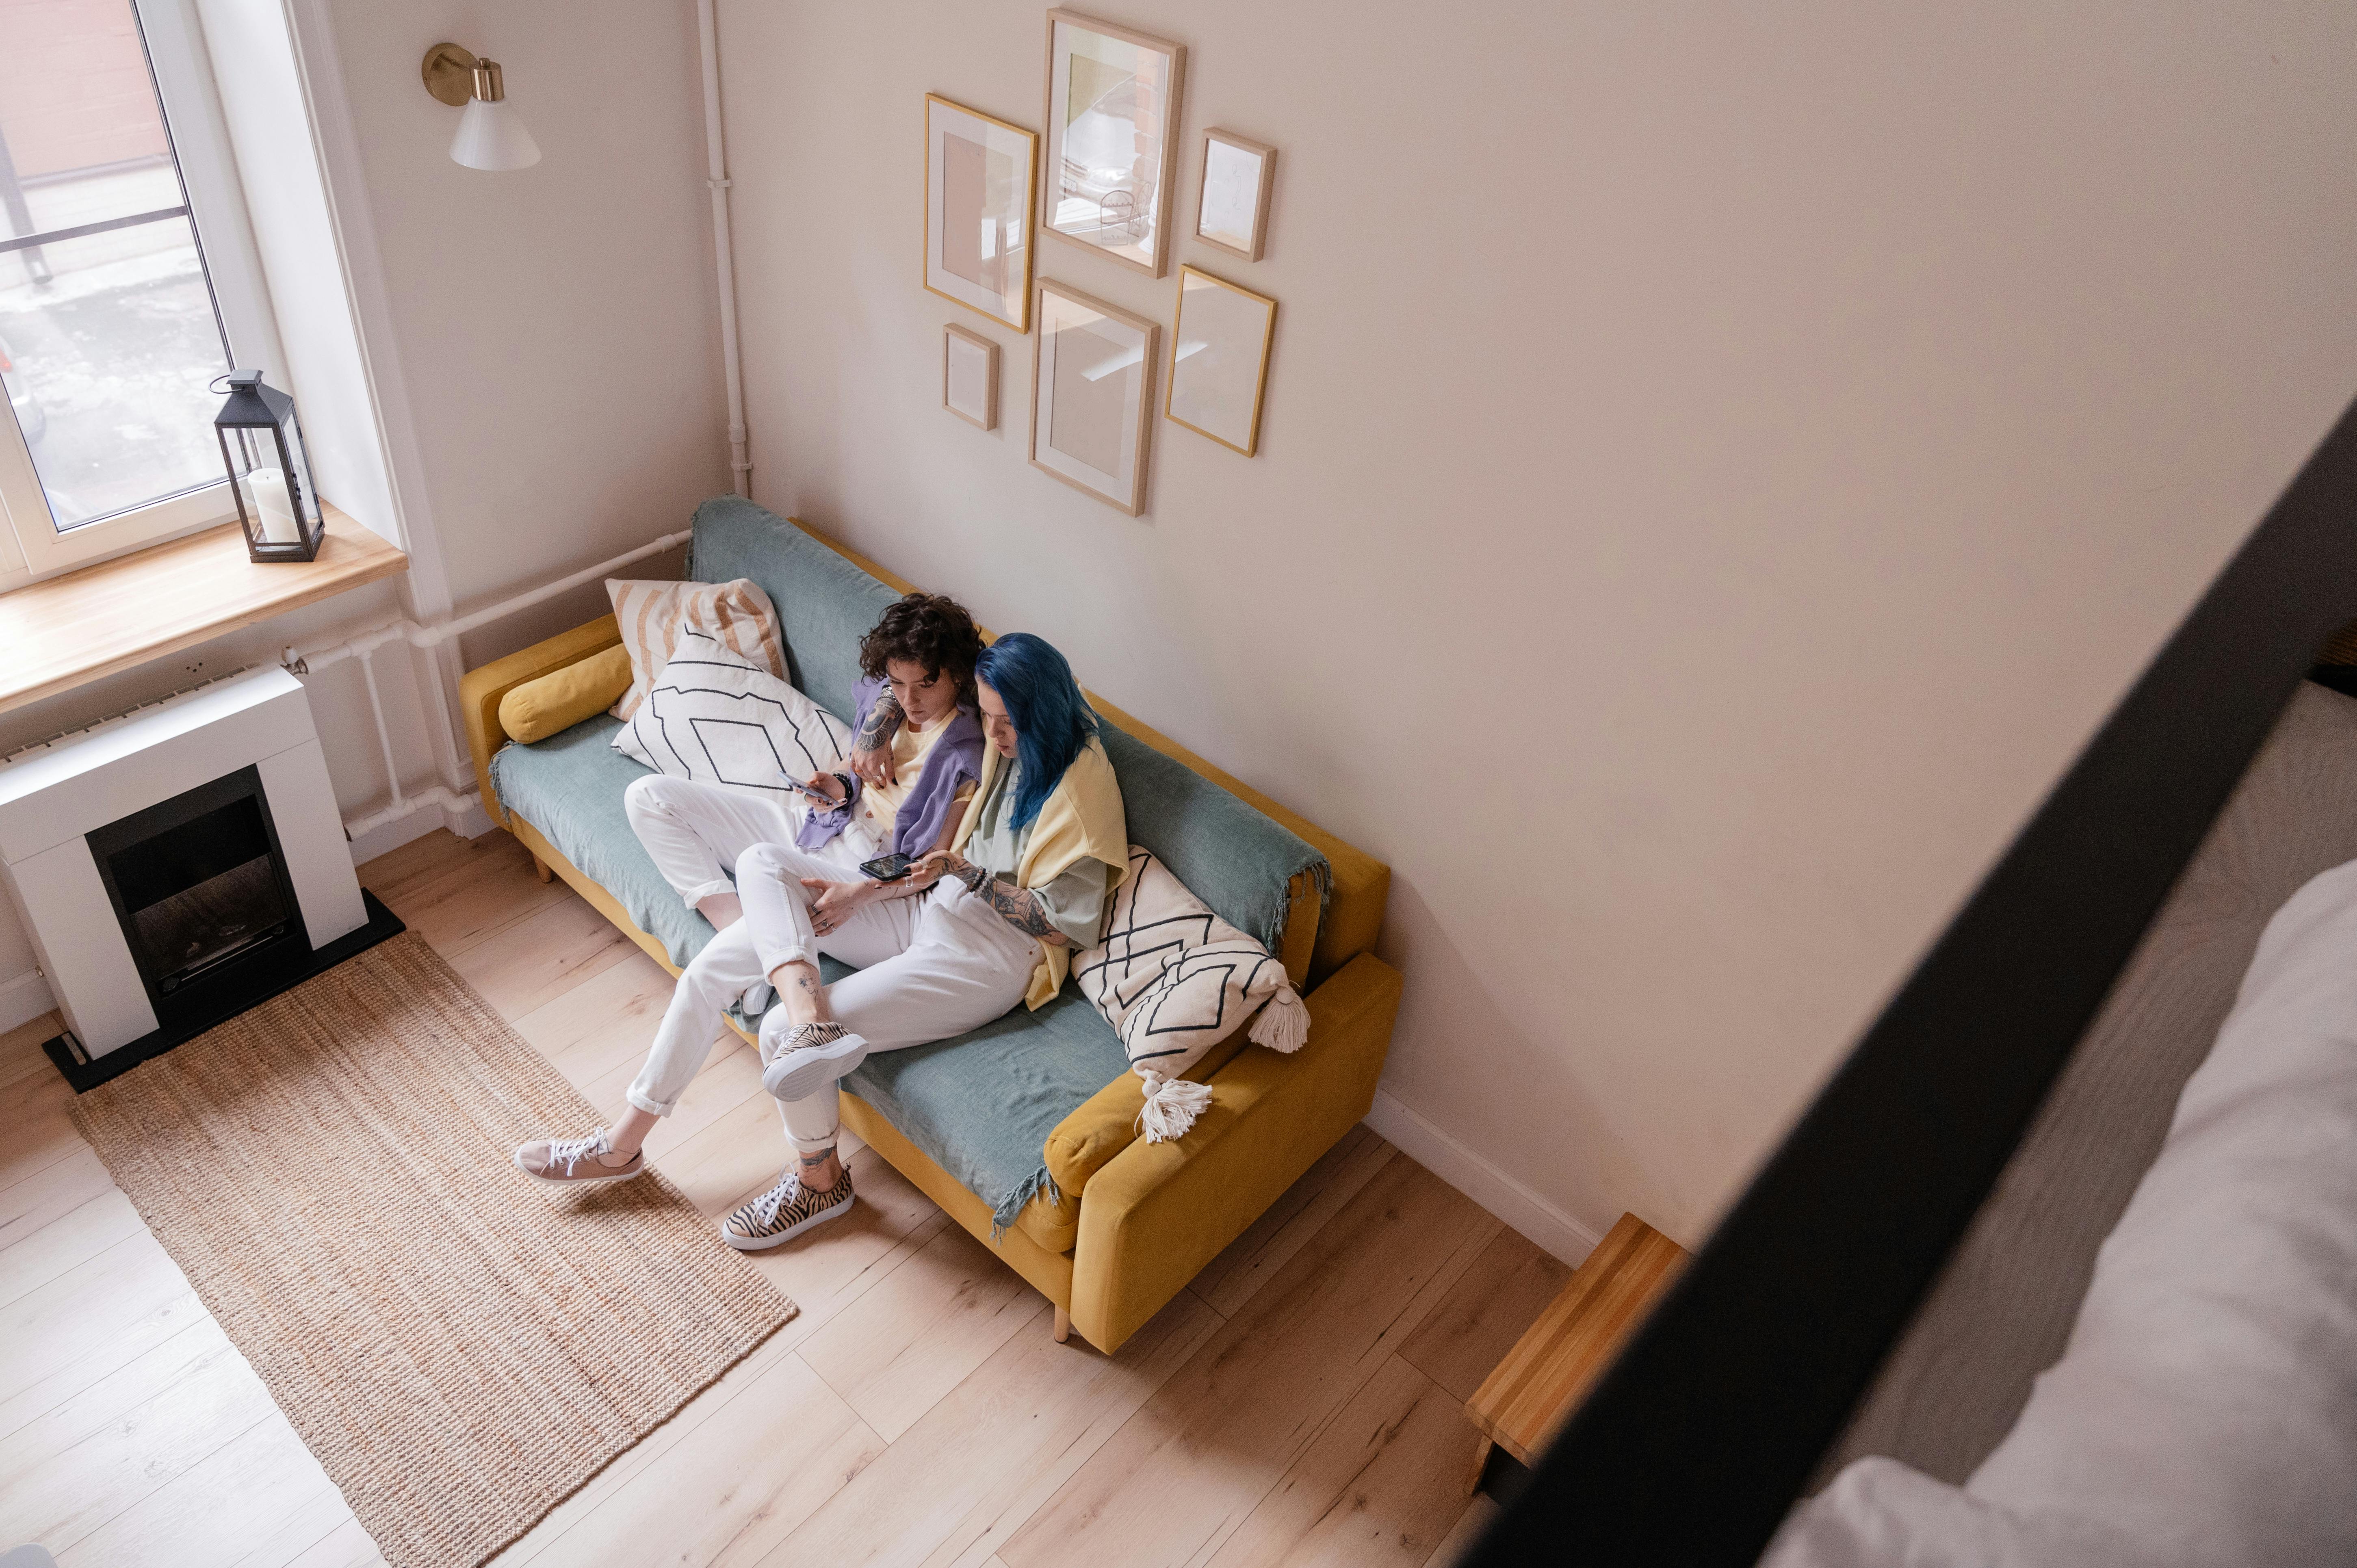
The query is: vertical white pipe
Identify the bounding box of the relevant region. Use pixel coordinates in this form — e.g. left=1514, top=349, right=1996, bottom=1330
left=357, top=647, right=407, bottom=812
left=698, top=0, right=751, bottom=497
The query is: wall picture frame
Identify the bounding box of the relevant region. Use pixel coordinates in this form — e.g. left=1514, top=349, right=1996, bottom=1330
left=924, top=93, right=1039, bottom=332
left=1031, top=278, right=1159, bottom=515
left=943, top=323, right=1000, bottom=431
left=1194, top=129, right=1275, bottom=262
left=1040, top=9, right=1187, bottom=279
left=1165, top=265, right=1276, bottom=457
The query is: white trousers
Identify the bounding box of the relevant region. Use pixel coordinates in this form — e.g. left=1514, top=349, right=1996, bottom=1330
left=623, top=777, right=1036, bottom=1154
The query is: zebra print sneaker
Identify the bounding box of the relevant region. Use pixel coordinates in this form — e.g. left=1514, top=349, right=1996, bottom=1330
left=720, top=1166, right=856, bottom=1251
left=758, top=1019, right=870, bottom=1102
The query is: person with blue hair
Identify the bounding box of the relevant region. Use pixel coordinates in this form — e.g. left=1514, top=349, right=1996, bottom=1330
left=711, top=631, right=1130, bottom=1250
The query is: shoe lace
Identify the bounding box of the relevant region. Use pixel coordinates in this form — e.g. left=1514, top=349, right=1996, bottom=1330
left=546, top=1131, right=609, bottom=1175
left=750, top=1171, right=802, bottom=1225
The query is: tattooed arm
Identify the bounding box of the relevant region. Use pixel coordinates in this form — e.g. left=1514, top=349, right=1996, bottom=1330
left=849, top=688, right=906, bottom=787
left=910, top=851, right=1111, bottom=947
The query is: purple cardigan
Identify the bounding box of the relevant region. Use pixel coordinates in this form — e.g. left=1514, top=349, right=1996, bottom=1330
left=795, top=674, right=984, bottom=858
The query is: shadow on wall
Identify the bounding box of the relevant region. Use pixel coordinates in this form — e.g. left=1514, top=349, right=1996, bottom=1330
left=1374, top=874, right=1663, bottom=1254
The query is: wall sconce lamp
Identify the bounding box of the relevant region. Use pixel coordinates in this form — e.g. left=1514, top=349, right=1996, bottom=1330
left=420, top=43, right=541, bottom=171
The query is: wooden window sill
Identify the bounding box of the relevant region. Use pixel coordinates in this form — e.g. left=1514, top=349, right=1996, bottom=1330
left=0, top=506, right=407, bottom=717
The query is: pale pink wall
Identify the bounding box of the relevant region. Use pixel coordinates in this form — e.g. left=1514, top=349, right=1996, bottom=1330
left=717, top=0, right=2357, bottom=1249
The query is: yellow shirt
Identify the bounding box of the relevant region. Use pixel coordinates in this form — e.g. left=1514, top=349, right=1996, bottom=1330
left=853, top=710, right=955, bottom=850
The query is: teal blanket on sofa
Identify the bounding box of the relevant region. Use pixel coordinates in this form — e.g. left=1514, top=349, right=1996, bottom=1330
left=489, top=495, right=1330, bottom=1234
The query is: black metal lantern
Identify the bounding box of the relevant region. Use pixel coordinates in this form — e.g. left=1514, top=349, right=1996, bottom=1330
left=212, top=370, right=325, bottom=563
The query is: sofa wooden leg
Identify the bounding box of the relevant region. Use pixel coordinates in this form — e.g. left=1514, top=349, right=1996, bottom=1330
left=1053, top=1304, right=1071, bottom=1345
left=531, top=853, right=553, bottom=884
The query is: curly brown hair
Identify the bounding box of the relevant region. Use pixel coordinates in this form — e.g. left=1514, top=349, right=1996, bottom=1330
left=858, top=592, right=984, bottom=701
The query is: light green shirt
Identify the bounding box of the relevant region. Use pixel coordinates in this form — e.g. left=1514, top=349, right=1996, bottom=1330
left=963, top=757, right=1116, bottom=949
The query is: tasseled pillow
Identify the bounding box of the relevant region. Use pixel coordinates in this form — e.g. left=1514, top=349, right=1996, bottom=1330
left=1074, top=847, right=1309, bottom=1142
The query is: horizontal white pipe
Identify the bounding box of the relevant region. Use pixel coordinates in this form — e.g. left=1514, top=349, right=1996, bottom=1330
left=290, top=527, right=690, bottom=842
left=289, top=527, right=692, bottom=675
left=342, top=783, right=479, bottom=841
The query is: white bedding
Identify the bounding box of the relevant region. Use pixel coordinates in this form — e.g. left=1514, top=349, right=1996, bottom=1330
left=1763, top=858, right=2357, bottom=1567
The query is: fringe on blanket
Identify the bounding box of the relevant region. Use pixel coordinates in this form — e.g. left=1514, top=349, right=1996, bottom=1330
left=1263, top=858, right=1335, bottom=970
left=990, top=1165, right=1065, bottom=1240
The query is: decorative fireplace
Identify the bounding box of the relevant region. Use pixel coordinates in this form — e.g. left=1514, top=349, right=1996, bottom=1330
left=0, top=667, right=404, bottom=1090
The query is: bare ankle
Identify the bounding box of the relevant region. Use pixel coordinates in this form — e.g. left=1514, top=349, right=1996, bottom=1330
left=797, top=1146, right=841, bottom=1187
left=766, top=962, right=834, bottom=1026
left=697, top=891, right=743, bottom=930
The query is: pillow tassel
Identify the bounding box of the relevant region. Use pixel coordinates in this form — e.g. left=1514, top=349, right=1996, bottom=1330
left=1249, top=987, right=1309, bottom=1054
left=1136, top=1071, right=1214, bottom=1143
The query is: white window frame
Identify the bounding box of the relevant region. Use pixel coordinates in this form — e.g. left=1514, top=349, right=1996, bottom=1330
left=0, top=0, right=286, bottom=588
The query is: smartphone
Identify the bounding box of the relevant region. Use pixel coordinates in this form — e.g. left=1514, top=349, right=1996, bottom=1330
left=787, top=775, right=836, bottom=804
left=860, top=852, right=915, bottom=881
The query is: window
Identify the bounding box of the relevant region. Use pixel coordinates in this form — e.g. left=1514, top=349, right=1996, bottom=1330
left=0, top=0, right=281, bottom=583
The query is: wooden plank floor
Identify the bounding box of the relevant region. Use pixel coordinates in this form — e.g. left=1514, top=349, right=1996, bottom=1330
left=0, top=829, right=1568, bottom=1567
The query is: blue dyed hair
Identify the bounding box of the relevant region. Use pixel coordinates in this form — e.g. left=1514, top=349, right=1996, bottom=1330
left=973, top=633, right=1096, bottom=831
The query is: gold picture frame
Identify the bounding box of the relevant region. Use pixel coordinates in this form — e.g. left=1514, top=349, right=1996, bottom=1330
left=943, top=323, right=1000, bottom=431
left=924, top=93, right=1038, bottom=333
left=1164, top=265, right=1275, bottom=457
left=1031, top=278, right=1159, bottom=514
left=1040, top=9, right=1187, bottom=279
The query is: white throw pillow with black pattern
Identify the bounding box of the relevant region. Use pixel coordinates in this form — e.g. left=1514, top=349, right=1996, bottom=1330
left=1074, top=847, right=1308, bottom=1141
left=610, top=625, right=851, bottom=794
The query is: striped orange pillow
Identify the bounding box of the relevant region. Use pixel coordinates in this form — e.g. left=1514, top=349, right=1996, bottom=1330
left=606, top=578, right=787, bottom=719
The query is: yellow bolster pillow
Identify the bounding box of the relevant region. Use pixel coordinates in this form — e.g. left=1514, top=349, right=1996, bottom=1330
left=498, top=644, right=633, bottom=743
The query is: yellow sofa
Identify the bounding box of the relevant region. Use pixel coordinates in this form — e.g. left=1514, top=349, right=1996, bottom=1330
left=459, top=516, right=1399, bottom=1353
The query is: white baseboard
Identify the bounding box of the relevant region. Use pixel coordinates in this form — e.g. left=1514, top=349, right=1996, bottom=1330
left=0, top=967, right=56, bottom=1035
left=1363, top=1088, right=1604, bottom=1267
left=344, top=794, right=497, bottom=868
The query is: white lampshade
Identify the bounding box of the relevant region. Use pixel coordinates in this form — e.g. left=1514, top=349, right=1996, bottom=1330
left=450, top=98, right=540, bottom=171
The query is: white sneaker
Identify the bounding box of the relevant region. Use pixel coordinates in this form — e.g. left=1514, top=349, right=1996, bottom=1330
left=760, top=1020, right=870, bottom=1102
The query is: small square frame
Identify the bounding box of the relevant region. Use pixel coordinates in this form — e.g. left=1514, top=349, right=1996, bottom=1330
left=1194, top=129, right=1276, bottom=263
left=943, top=323, right=1000, bottom=430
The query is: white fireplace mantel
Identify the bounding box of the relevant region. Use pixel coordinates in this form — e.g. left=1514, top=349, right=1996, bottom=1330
left=0, top=667, right=364, bottom=1058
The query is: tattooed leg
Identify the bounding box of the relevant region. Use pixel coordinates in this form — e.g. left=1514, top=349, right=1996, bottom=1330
left=797, top=1140, right=843, bottom=1191
left=766, top=959, right=835, bottom=1025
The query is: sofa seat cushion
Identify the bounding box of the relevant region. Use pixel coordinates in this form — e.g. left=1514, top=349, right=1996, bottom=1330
left=842, top=988, right=1131, bottom=1238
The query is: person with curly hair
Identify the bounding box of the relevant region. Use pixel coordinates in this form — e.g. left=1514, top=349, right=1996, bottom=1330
left=513, top=592, right=988, bottom=1203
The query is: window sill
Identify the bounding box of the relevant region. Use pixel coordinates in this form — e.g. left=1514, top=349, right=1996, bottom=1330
left=0, top=505, right=407, bottom=717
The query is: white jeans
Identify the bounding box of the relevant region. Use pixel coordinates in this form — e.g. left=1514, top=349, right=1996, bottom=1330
left=624, top=772, right=879, bottom=910
left=623, top=778, right=1036, bottom=1154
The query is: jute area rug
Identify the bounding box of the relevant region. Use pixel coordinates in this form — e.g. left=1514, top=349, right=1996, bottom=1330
left=68, top=932, right=795, bottom=1568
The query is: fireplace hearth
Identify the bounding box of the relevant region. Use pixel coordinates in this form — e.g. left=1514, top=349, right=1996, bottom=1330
left=0, top=667, right=405, bottom=1092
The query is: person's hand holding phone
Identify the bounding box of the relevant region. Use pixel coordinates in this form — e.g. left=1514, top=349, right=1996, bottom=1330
left=797, top=772, right=847, bottom=805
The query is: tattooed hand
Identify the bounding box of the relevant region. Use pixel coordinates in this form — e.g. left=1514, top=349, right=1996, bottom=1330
left=850, top=689, right=906, bottom=787
left=910, top=851, right=1070, bottom=946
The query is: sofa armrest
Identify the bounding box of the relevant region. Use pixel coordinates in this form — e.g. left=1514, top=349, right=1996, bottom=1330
left=458, top=614, right=623, bottom=824
left=1068, top=951, right=1403, bottom=1353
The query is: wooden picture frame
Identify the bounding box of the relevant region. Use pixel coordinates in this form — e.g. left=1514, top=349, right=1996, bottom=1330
left=1194, top=129, right=1276, bottom=262
left=1040, top=9, right=1187, bottom=279
left=924, top=93, right=1038, bottom=332
left=1031, top=278, right=1159, bottom=515
left=1164, top=265, right=1275, bottom=457
left=943, top=323, right=1000, bottom=430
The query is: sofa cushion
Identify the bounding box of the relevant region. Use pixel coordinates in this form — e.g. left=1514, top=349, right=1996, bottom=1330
left=498, top=644, right=631, bottom=743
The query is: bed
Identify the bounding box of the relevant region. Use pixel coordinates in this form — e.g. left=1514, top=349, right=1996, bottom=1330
left=1463, top=398, right=2357, bottom=1566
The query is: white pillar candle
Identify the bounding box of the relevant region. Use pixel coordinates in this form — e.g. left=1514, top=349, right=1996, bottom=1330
left=246, top=466, right=301, bottom=545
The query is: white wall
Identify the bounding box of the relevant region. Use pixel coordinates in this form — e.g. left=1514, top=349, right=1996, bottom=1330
left=717, top=0, right=2357, bottom=1250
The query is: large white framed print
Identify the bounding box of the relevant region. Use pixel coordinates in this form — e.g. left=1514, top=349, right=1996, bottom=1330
left=1031, top=279, right=1159, bottom=515
left=924, top=94, right=1038, bottom=332
left=1041, top=10, right=1186, bottom=279
left=1165, top=266, right=1275, bottom=457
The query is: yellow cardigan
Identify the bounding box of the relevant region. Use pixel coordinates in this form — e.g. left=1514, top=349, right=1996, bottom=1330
left=951, top=734, right=1129, bottom=1009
